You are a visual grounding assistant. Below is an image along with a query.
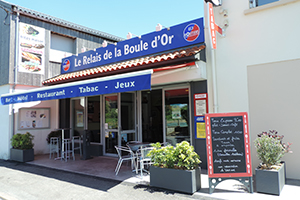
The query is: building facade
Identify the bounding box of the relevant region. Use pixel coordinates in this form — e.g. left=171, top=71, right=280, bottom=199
left=3, top=0, right=298, bottom=181
left=0, top=0, right=122, bottom=159
left=0, top=1, right=208, bottom=169
left=204, top=0, right=300, bottom=179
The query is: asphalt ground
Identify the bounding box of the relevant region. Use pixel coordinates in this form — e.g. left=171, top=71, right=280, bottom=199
left=0, top=159, right=221, bottom=200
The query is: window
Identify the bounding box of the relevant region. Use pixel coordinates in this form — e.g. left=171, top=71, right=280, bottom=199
left=165, top=88, right=190, bottom=146
left=250, top=0, right=279, bottom=7
left=49, top=33, right=75, bottom=62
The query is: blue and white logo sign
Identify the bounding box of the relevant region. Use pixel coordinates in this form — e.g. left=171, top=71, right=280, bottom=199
left=183, top=23, right=200, bottom=42
left=62, top=59, right=70, bottom=72
left=61, top=18, right=204, bottom=74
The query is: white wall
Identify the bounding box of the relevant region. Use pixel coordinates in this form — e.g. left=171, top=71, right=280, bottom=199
left=151, top=61, right=206, bottom=86
left=248, top=59, right=300, bottom=179
left=205, top=0, right=300, bottom=179
left=1, top=85, right=59, bottom=157
left=13, top=99, right=59, bottom=155
left=0, top=85, right=12, bottom=160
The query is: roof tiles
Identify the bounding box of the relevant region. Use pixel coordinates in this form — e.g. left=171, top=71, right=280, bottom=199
left=43, top=45, right=205, bottom=85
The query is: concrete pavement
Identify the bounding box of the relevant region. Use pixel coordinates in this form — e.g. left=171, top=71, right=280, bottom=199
left=0, top=159, right=219, bottom=200
left=1, top=155, right=300, bottom=200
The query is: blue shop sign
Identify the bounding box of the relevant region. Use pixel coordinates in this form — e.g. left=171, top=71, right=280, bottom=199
left=61, top=18, right=204, bottom=74
left=1, top=71, right=152, bottom=105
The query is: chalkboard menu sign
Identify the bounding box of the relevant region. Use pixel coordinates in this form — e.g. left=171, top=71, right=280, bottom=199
left=205, top=112, right=252, bottom=178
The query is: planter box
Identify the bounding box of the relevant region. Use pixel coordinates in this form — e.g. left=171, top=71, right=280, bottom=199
left=150, top=166, right=201, bottom=194
left=10, top=148, right=34, bottom=162
left=255, top=162, right=285, bottom=196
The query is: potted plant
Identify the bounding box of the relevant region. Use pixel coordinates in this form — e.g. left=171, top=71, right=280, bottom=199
left=10, top=132, right=34, bottom=162
left=148, top=141, right=201, bottom=194
left=46, top=130, right=62, bottom=144
left=254, top=130, right=292, bottom=195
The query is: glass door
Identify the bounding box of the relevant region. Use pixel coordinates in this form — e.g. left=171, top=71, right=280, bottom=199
left=164, top=88, right=190, bottom=146
left=120, top=92, right=136, bottom=146
left=104, top=95, right=119, bottom=154
left=87, top=96, right=101, bottom=143
left=104, top=92, right=137, bottom=155
left=71, top=97, right=85, bottom=138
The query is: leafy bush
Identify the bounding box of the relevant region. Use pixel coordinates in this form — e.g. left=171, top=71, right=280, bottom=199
left=46, top=130, right=62, bottom=144
left=254, top=130, right=292, bottom=169
left=11, top=132, right=34, bottom=149
left=148, top=141, right=201, bottom=170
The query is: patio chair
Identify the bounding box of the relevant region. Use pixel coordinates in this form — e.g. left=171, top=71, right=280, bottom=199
left=72, top=136, right=82, bottom=160
left=136, top=146, right=154, bottom=178
left=49, top=137, right=60, bottom=159
left=160, top=142, right=169, bottom=147
left=114, top=146, right=136, bottom=175
left=62, top=138, right=73, bottom=161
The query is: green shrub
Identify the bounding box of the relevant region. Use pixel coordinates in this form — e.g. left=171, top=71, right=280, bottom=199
left=11, top=132, right=34, bottom=149
left=46, top=130, right=62, bottom=144
left=254, top=130, right=292, bottom=169
left=148, top=141, right=201, bottom=170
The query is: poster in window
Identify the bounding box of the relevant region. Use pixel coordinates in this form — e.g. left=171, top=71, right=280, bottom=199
left=76, top=110, right=84, bottom=127
left=195, top=99, right=206, bottom=116
left=18, top=22, right=45, bottom=74
left=19, top=108, right=50, bottom=129
left=171, top=104, right=182, bottom=119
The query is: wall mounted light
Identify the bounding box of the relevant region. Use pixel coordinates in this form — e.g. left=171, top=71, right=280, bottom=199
left=102, top=40, right=107, bottom=47
left=127, top=32, right=141, bottom=39
left=156, top=23, right=170, bottom=31
left=219, top=8, right=228, bottom=17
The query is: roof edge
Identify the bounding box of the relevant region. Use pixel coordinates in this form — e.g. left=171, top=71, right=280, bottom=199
left=6, top=3, right=124, bottom=42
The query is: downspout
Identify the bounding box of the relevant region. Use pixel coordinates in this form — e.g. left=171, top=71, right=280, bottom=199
left=12, top=8, right=19, bottom=135
left=206, top=3, right=219, bottom=113
left=211, top=49, right=218, bottom=113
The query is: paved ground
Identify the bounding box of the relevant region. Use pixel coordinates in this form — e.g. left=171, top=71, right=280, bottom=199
left=0, top=160, right=220, bottom=200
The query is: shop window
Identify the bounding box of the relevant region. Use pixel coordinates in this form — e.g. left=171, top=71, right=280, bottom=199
left=165, top=88, right=190, bottom=146
left=141, top=90, right=163, bottom=143
left=50, top=33, right=75, bottom=62
left=88, top=96, right=101, bottom=143
left=71, top=98, right=85, bottom=138
left=250, top=0, right=279, bottom=7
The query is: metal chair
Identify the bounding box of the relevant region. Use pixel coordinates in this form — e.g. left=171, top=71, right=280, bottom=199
left=72, top=136, right=82, bottom=160
left=114, top=146, right=136, bottom=175
left=62, top=138, right=73, bottom=161
left=49, top=137, right=60, bottom=159
left=136, top=146, right=154, bottom=178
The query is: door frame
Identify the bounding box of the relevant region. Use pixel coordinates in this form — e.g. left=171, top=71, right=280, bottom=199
left=120, top=91, right=137, bottom=145
left=162, top=84, right=192, bottom=145
left=102, top=92, right=138, bottom=156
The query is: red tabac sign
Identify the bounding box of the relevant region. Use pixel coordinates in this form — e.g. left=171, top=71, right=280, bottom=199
left=205, top=112, right=252, bottom=178
left=208, top=2, right=217, bottom=49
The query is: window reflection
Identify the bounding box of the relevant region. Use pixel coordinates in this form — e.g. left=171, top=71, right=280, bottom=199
left=165, top=88, right=190, bottom=146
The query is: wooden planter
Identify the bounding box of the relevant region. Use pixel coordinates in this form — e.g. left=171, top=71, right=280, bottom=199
left=150, top=166, right=201, bottom=194
left=10, top=148, right=34, bottom=162
left=255, top=162, right=285, bottom=196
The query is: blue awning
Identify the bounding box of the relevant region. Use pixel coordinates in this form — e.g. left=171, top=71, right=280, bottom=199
left=1, top=70, right=152, bottom=105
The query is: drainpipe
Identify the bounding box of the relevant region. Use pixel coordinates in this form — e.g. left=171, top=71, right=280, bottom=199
left=12, top=8, right=19, bottom=135
left=211, top=49, right=218, bottom=113
left=206, top=2, right=219, bottom=113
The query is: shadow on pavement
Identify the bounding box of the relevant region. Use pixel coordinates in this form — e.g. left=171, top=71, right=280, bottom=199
left=0, top=159, right=122, bottom=192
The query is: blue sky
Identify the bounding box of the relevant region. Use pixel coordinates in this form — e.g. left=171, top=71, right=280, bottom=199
left=4, top=0, right=204, bottom=39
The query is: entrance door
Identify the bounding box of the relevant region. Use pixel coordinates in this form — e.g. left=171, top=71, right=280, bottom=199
left=104, top=93, right=137, bottom=155
left=120, top=92, right=136, bottom=146
left=104, top=95, right=119, bottom=155
left=71, top=97, right=85, bottom=138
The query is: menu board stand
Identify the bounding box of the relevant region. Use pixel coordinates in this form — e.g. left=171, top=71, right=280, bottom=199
left=205, top=112, right=253, bottom=194
left=208, top=177, right=253, bottom=194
